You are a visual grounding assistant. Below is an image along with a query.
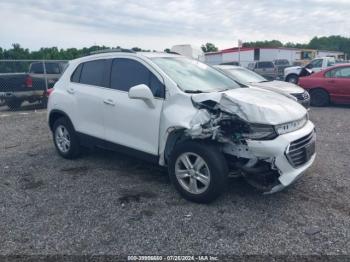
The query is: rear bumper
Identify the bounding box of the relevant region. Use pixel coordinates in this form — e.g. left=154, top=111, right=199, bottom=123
left=245, top=120, right=316, bottom=193
left=0, top=90, right=44, bottom=100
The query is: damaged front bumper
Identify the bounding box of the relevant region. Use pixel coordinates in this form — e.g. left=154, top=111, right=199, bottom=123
left=242, top=120, right=316, bottom=193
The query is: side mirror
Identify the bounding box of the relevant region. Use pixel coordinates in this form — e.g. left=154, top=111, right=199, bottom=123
left=128, top=84, right=155, bottom=108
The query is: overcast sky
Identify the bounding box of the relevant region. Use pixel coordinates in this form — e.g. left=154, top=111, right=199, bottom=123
left=0, top=0, right=349, bottom=51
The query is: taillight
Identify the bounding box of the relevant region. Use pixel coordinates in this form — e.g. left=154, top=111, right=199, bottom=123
left=45, top=88, right=54, bottom=97
left=25, top=76, right=33, bottom=88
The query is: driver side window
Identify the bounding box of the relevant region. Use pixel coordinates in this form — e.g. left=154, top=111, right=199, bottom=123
left=110, top=58, right=165, bottom=98
left=309, top=59, right=322, bottom=68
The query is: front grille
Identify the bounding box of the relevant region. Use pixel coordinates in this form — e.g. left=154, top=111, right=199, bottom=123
left=292, top=91, right=309, bottom=101
left=286, top=130, right=315, bottom=167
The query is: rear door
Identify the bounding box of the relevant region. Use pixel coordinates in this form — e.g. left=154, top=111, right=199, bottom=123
left=102, top=57, right=165, bottom=155
left=68, top=59, right=108, bottom=138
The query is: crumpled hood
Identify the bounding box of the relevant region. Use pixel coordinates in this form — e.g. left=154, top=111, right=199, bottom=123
left=192, top=88, right=306, bottom=125
left=251, top=80, right=305, bottom=94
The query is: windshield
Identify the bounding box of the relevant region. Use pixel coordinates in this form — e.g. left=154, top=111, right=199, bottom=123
left=225, top=67, right=267, bottom=84
left=151, top=57, right=240, bottom=92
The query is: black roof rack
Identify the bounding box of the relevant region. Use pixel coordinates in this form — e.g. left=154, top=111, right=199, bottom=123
left=89, top=48, right=136, bottom=55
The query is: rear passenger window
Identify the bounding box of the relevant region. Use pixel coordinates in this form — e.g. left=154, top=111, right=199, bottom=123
left=258, top=62, right=274, bottom=68
left=71, top=64, right=83, bottom=83
left=80, top=60, right=107, bottom=87
left=110, top=58, right=165, bottom=98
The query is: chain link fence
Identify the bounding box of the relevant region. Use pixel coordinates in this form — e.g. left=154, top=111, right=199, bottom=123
left=0, top=60, right=67, bottom=111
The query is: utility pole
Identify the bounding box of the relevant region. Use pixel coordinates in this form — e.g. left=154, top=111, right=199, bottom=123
left=238, top=39, right=242, bottom=65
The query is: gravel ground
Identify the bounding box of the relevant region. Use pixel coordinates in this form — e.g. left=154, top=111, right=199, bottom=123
left=0, top=104, right=349, bottom=256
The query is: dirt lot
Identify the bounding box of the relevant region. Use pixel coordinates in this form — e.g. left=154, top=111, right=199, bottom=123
left=0, top=104, right=349, bottom=256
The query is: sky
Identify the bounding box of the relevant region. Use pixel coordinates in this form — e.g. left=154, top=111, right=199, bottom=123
left=0, top=0, right=349, bottom=51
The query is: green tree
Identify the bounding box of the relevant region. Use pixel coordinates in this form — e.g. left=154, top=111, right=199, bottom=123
left=201, top=43, right=218, bottom=53
left=243, top=40, right=283, bottom=48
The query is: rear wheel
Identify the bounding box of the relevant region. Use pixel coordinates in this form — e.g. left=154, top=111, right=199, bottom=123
left=168, top=141, right=228, bottom=203
left=286, top=74, right=299, bottom=84
left=310, top=89, right=329, bottom=107
left=53, top=117, right=81, bottom=159
left=6, top=99, right=22, bottom=110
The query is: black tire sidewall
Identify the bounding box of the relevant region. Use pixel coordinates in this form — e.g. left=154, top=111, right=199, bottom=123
left=310, top=89, right=329, bottom=107
left=52, top=117, right=80, bottom=159
left=6, top=99, right=22, bottom=109
left=168, top=141, right=228, bottom=203
left=287, top=74, right=298, bottom=84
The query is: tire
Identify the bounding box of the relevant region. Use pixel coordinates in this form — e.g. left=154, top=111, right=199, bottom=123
left=41, top=97, right=48, bottom=108
left=310, top=89, right=329, bottom=107
left=286, top=74, right=299, bottom=84
left=6, top=99, right=22, bottom=110
left=168, top=141, right=228, bottom=203
left=52, top=117, right=81, bottom=159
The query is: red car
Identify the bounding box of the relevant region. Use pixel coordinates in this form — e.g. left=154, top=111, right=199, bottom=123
left=298, top=64, right=350, bottom=106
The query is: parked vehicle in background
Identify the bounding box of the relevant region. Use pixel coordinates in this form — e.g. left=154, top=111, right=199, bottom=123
left=273, top=59, right=290, bottom=80
left=298, top=64, right=350, bottom=106
left=247, top=61, right=277, bottom=80
left=284, top=57, right=336, bottom=84
left=170, top=45, right=205, bottom=61
left=214, top=65, right=310, bottom=108
left=0, top=61, right=67, bottom=109
left=220, top=61, right=240, bottom=66
left=48, top=50, right=315, bottom=203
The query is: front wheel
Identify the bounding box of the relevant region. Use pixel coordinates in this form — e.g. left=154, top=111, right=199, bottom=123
left=286, top=74, right=299, bottom=84
left=168, top=141, right=228, bottom=203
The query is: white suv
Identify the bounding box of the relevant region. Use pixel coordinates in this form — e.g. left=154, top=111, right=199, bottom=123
left=48, top=50, right=316, bottom=203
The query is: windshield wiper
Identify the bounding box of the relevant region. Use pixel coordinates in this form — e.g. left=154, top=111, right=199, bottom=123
left=184, top=90, right=207, bottom=93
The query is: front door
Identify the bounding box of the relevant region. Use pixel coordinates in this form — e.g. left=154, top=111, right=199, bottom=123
left=103, top=57, right=165, bottom=156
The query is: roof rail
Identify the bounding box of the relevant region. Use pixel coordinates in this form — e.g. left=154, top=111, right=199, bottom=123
left=89, top=48, right=136, bottom=55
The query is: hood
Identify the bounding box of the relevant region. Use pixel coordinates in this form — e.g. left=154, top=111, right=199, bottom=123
left=192, top=88, right=306, bottom=125
left=284, top=66, right=302, bottom=73
left=251, top=80, right=305, bottom=94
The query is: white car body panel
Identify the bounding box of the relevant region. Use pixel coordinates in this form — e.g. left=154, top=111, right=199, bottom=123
left=252, top=80, right=304, bottom=94
left=191, top=88, right=306, bottom=125
left=48, top=51, right=316, bottom=194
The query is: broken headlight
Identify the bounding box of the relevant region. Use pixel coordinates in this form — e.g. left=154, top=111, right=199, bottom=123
left=242, top=124, right=277, bottom=140
left=275, top=115, right=308, bottom=135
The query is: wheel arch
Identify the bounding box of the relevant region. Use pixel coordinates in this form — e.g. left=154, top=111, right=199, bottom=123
left=49, top=109, right=75, bottom=132
left=286, top=73, right=299, bottom=81
left=162, top=128, right=223, bottom=166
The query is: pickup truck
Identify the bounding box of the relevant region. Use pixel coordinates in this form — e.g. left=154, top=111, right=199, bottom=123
left=0, top=61, right=67, bottom=109
left=284, top=57, right=336, bottom=83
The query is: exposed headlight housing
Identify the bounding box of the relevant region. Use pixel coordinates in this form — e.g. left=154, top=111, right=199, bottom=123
left=275, top=115, right=308, bottom=135
left=242, top=123, right=278, bottom=140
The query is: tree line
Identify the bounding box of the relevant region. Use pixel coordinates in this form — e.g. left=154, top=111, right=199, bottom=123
left=0, top=35, right=349, bottom=61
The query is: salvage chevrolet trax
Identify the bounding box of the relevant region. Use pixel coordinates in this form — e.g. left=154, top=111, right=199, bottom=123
left=48, top=50, right=316, bottom=203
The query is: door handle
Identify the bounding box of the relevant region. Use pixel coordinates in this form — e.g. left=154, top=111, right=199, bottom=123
left=103, top=99, right=115, bottom=106
left=328, top=80, right=335, bottom=83
left=67, top=88, right=75, bottom=94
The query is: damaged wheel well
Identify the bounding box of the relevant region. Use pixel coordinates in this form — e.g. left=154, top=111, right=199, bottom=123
left=163, top=129, right=223, bottom=165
